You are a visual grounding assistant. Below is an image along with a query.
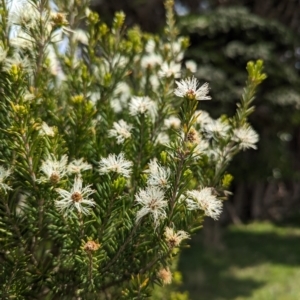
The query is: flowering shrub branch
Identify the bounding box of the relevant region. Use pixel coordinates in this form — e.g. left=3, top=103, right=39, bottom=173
left=0, top=0, right=266, bottom=298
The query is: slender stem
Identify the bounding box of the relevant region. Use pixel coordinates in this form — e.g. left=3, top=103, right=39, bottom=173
left=88, top=252, right=93, bottom=282
left=101, top=223, right=139, bottom=273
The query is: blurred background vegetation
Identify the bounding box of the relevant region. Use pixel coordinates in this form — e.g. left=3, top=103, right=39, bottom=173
left=90, top=1, right=300, bottom=299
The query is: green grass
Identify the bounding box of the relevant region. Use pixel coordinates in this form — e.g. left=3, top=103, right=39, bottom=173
left=178, top=221, right=300, bottom=300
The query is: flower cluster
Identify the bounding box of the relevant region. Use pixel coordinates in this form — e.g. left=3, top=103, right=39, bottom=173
left=0, top=0, right=266, bottom=298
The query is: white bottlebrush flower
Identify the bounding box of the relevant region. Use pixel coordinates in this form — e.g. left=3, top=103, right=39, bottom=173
left=99, top=153, right=132, bottom=178
left=174, top=77, right=211, bottom=101
left=208, top=145, right=233, bottom=172
left=0, top=166, right=12, bottom=191
left=8, top=2, right=40, bottom=29
left=204, top=119, right=230, bottom=139
left=164, top=116, right=181, bottom=130
left=3, top=53, right=32, bottom=73
left=145, top=159, right=170, bottom=189
left=158, top=61, right=181, bottom=78
left=155, top=132, right=170, bottom=145
left=141, top=53, right=163, bottom=69
left=149, top=75, right=160, bottom=91
left=39, top=122, right=55, bottom=137
left=10, top=30, right=35, bottom=49
left=55, top=176, right=95, bottom=216
left=109, top=81, right=131, bottom=113
left=110, top=54, right=128, bottom=69
left=157, top=267, right=172, bottom=285
left=115, top=82, right=131, bottom=102
left=145, top=39, right=156, bottom=53
left=233, top=126, right=259, bottom=150
left=193, top=139, right=210, bottom=157
left=67, top=158, right=92, bottom=174
left=185, top=60, right=197, bottom=73
left=164, top=40, right=184, bottom=62
left=164, top=227, right=190, bottom=248
left=110, top=99, right=123, bottom=113
left=135, top=186, right=167, bottom=228
left=108, top=119, right=132, bottom=144
left=140, top=75, right=160, bottom=92
left=195, top=110, right=213, bottom=128
left=72, top=29, right=88, bottom=45
left=40, top=154, right=68, bottom=184
left=186, top=188, right=223, bottom=220
left=129, top=96, right=157, bottom=120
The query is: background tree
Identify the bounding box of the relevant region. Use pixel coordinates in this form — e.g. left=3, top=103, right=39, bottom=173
left=91, top=0, right=300, bottom=33
left=91, top=0, right=300, bottom=223
left=180, top=6, right=300, bottom=222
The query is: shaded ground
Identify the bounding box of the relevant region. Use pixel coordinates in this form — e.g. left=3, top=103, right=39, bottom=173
left=178, top=220, right=300, bottom=300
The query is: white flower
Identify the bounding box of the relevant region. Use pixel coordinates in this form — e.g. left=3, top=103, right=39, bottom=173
left=208, top=146, right=233, bottom=172
left=233, top=126, right=259, bottom=150
left=67, top=158, right=92, bottom=174
left=8, top=2, right=40, bottom=29
left=40, top=122, right=55, bottom=137
left=140, top=75, right=160, bottom=92
left=195, top=110, right=213, bottom=128
left=185, top=60, right=197, bottom=73
left=0, top=166, right=12, bottom=191
left=3, top=53, right=32, bottom=73
left=108, top=120, right=132, bottom=144
left=129, top=96, right=157, bottom=120
left=149, top=75, right=160, bottom=91
left=135, top=186, right=167, bottom=228
left=157, top=267, right=172, bottom=285
left=164, top=227, right=190, bottom=248
left=72, top=29, right=88, bottom=45
left=155, top=132, right=170, bottom=145
left=204, top=119, right=230, bottom=139
left=186, top=188, right=223, bottom=220
left=114, top=82, right=131, bottom=102
left=145, top=159, right=170, bottom=189
left=39, top=154, right=68, bottom=184
left=193, top=139, right=210, bottom=157
left=110, top=99, right=123, bottom=113
left=55, top=177, right=95, bottom=216
left=99, top=153, right=132, bottom=178
left=174, top=77, right=211, bottom=101
left=158, top=62, right=181, bottom=78
left=141, top=53, right=163, bottom=68
left=10, top=30, right=35, bottom=49
left=164, top=116, right=181, bottom=130
left=145, top=39, right=156, bottom=53
left=109, top=80, right=132, bottom=111
left=164, top=40, right=184, bottom=61
left=111, top=54, right=128, bottom=69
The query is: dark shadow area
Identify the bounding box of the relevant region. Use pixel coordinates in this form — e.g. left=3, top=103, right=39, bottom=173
left=178, top=222, right=300, bottom=300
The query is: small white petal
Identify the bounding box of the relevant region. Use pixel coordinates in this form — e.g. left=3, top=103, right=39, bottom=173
left=233, top=126, right=259, bottom=150
left=135, top=186, right=167, bottom=228
left=99, top=153, right=132, bottom=178
left=55, top=177, right=95, bottom=216
left=186, top=187, right=223, bottom=220
left=174, top=77, right=211, bottom=101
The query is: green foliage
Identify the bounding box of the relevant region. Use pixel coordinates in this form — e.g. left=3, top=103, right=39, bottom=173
left=180, top=6, right=300, bottom=181
left=0, top=0, right=265, bottom=298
